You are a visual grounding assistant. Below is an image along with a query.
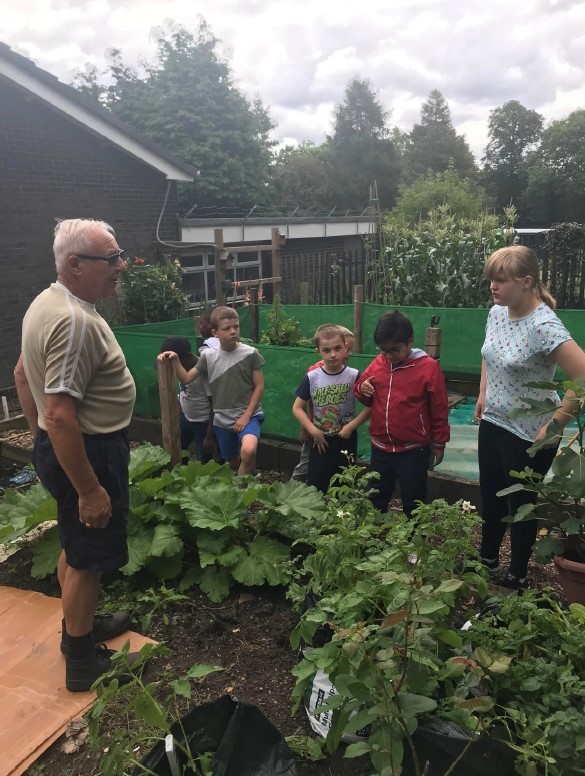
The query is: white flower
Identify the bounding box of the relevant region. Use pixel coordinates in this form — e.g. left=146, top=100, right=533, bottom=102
left=337, top=509, right=347, bottom=518
left=461, top=501, right=476, bottom=515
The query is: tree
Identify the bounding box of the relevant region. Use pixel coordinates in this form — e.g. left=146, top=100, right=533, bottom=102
left=326, top=79, right=402, bottom=211
left=269, top=142, right=331, bottom=210
left=403, top=90, right=477, bottom=183
left=524, top=110, right=585, bottom=224
left=390, top=166, right=492, bottom=225
left=71, top=21, right=276, bottom=209
left=482, top=100, right=543, bottom=211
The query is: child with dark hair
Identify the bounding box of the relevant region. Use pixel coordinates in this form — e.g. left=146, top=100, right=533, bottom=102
left=354, top=310, right=450, bottom=517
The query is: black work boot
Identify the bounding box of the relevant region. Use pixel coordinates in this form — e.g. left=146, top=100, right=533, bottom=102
left=61, top=612, right=132, bottom=654
left=65, top=644, right=141, bottom=692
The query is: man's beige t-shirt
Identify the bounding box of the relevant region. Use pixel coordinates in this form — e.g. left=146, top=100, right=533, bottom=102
left=22, top=282, right=136, bottom=434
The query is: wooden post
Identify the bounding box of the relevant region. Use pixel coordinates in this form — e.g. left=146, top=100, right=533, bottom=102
left=250, top=287, right=259, bottom=343
left=353, top=284, right=364, bottom=354
left=425, top=317, right=442, bottom=360
left=157, top=359, right=181, bottom=467
left=300, top=281, right=309, bottom=305
left=271, top=228, right=284, bottom=299
left=214, top=228, right=226, bottom=306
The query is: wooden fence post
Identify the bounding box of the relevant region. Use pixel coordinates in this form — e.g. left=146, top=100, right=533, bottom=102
left=214, top=228, right=226, bottom=306
left=250, top=287, right=259, bottom=342
left=425, top=316, right=442, bottom=360
left=300, top=281, right=309, bottom=305
left=271, top=228, right=284, bottom=299
left=353, top=284, right=364, bottom=354
left=157, top=358, right=181, bottom=467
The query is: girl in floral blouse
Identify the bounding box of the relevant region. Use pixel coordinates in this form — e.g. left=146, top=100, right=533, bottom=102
left=474, top=245, right=585, bottom=589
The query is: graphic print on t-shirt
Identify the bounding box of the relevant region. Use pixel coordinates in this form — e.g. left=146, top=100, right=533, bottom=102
left=296, top=366, right=359, bottom=436
left=313, top=383, right=352, bottom=433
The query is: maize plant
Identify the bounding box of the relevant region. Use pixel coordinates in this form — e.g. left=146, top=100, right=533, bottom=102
left=367, top=205, right=518, bottom=307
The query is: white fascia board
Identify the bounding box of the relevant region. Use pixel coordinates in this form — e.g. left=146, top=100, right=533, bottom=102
left=181, top=219, right=376, bottom=244
left=1, top=60, right=193, bottom=182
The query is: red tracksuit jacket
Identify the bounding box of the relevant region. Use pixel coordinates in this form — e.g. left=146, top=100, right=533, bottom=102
left=353, top=349, right=450, bottom=454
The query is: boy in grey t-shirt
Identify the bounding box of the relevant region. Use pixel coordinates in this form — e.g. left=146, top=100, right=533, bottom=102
left=159, top=306, right=264, bottom=475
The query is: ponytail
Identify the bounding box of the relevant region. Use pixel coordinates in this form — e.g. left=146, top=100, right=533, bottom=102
left=536, top=279, right=556, bottom=310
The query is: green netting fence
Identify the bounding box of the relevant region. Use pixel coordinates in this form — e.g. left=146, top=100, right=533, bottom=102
left=113, top=303, right=585, bottom=453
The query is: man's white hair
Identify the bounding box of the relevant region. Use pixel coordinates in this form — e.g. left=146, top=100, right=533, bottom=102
left=53, top=219, right=116, bottom=273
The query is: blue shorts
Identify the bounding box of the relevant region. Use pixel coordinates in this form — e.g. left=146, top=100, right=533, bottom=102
left=214, top=413, right=264, bottom=461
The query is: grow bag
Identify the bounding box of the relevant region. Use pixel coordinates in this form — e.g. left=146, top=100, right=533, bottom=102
left=304, top=668, right=516, bottom=775
left=404, top=719, right=517, bottom=776
left=135, top=694, right=297, bottom=776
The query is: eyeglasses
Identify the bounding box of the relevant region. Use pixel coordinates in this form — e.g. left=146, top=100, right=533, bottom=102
left=377, top=345, right=406, bottom=355
left=76, top=248, right=124, bottom=266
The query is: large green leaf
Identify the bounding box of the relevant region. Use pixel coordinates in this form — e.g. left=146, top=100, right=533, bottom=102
left=398, top=693, right=438, bottom=716
left=133, top=691, right=168, bottom=730
left=135, top=471, right=175, bottom=498
left=258, top=480, right=325, bottom=533
left=508, top=397, right=558, bottom=419
left=198, top=565, right=232, bottom=602
left=30, top=526, right=61, bottom=578
left=200, top=544, right=245, bottom=569
left=122, top=526, right=154, bottom=575
left=555, top=448, right=585, bottom=498
left=231, top=536, right=290, bottom=586
left=167, top=481, right=246, bottom=531
left=196, top=531, right=229, bottom=555
left=129, top=444, right=170, bottom=482
left=150, top=524, right=183, bottom=558
left=0, top=483, right=56, bottom=544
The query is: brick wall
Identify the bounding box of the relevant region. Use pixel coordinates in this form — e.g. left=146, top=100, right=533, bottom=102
left=0, top=79, right=182, bottom=387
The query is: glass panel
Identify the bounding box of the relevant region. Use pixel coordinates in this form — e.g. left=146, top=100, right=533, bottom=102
left=206, top=269, right=217, bottom=302
left=181, top=254, right=204, bottom=268
left=182, top=271, right=207, bottom=303
left=234, top=251, right=261, bottom=264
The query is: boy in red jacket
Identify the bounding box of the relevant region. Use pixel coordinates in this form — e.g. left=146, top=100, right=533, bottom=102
left=354, top=311, right=450, bottom=516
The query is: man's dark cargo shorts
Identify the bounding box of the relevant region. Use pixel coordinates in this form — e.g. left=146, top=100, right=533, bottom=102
left=32, top=428, right=130, bottom=573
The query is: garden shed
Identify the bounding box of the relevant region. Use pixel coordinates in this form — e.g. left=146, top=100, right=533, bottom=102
left=0, top=43, right=196, bottom=387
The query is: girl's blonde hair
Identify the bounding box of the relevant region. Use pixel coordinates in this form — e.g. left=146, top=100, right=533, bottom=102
left=485, top=245, right=556, bottom=310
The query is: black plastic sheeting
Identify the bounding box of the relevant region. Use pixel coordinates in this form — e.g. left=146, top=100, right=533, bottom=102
left=404, top=719, right=517, bottom=776
left=135, top=694, right=297, bottom=776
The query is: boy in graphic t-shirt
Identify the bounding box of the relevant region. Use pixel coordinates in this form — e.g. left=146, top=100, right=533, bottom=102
left=292, top=324, right=370, bottom=493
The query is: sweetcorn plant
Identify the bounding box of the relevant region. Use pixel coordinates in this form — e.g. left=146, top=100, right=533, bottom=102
left=367, top=205, right=518, bottom=308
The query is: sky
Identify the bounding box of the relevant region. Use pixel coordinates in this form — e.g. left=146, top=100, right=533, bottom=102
left=4, top=0, right=585, bottom=160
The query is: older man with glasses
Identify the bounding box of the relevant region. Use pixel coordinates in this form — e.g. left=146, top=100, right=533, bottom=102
left=14, top=218, right=139, bottom=692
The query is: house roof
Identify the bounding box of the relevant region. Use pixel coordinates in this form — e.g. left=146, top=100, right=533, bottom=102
left=0, top=43, right=195, bottom=182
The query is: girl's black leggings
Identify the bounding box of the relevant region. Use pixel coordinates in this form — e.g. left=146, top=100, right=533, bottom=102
left=478, top=419, right=556, bottom=578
